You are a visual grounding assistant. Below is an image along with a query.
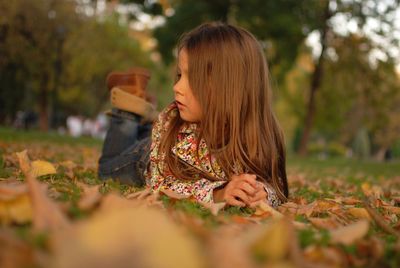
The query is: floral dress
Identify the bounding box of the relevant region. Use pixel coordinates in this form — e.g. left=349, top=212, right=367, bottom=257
left=144, top=102, right=281, bottom=207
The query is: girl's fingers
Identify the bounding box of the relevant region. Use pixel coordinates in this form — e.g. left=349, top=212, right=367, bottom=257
left=226, top=197, right=246, bottom=207
left=237, top=181, right=257, bottom=196
left=249, top=188, right=267, bottom=202
left=232, top=189, right=251, bottom=205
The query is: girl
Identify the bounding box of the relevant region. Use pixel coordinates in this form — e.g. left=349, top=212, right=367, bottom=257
left=98, top=22, right=288, bottom=208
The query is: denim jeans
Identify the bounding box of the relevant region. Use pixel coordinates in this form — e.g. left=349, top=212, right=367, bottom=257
left=98, top=108, right=152, bottom=186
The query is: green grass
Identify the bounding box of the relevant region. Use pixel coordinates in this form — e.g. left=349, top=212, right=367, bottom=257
left=0, top=127, right=102, bottom=147
left=287, top=155, right=400, bottom=179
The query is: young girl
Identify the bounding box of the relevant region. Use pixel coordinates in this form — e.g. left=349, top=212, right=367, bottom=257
left=98, top=22, right=288, bottom=208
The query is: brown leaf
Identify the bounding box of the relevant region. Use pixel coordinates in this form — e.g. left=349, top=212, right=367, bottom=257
left=52, top=206, right=206, bottom=268
left=254, top=201, right=284, bottom=219
left=308, top=217, right=341, bottom=230
left=200, top=201, right=226, bottom=216
left=208, top=225, right=255, bottom=268
left=16, top=150, right=69, bottom=231
left=0, top=229, right=37, bottom=268
left=347, top=207, right=372, bottom=220
left=76, top=182, right=102, bottom=211
left=0, top=181, right=28, bottom=201
left=250, top=219, right=291, bottom=261
left=330, top=220, right=369, bottom=245
left=59, top=160, right=77, bottom=179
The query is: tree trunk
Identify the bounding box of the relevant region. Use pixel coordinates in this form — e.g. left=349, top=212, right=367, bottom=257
left=39, top=74, right=49, bottom=131
left=297, top=2, right=332, bottom=156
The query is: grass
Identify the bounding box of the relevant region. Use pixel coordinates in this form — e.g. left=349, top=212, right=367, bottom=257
left=0, top=127, right=102, bottom=147
left=287, top=154, right=400, bottom=179
left=1, top=126, right=399, bottom=267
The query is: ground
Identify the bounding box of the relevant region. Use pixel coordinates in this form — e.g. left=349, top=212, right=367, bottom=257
left=0, top=127, right=399, bottom=268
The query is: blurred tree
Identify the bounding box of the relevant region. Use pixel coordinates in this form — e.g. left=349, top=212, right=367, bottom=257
left=121, top=0, right=400, bottom=156
left=0, top=0, right=80, bottom=130
left=0, top=0, right=154, bottom=130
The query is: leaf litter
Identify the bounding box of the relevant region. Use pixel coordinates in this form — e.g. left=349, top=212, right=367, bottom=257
left=0, top=141, right=399, bottom=268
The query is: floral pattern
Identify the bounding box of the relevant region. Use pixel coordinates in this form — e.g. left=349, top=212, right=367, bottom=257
left=144, top=102, right=282, bottom=207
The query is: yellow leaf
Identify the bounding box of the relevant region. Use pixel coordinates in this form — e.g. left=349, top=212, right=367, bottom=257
left=0, top=194, right=32, bottom=225
left=347, top=207, right=372, bottom=220
left=52, top=206, right=206, bottom=268
left=31, top=160, right=57, bottom=177
left=250, top=219, right=290, bottom=260
left=255, top=201, right=284, bottom=219
left=330, top=220, right=369, bottom=245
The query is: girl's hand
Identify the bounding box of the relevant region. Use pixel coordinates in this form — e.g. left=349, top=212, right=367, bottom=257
left=213, top=174, right=258, bottom=206
left=248, top=181, right=268, bottom=208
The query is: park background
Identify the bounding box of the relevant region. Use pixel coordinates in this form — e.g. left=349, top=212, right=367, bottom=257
left=1, top=1, right=400, bottom=267
left=1, top=0, right=400, bottom=160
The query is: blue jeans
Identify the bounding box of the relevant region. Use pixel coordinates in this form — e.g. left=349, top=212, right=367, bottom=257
left=98, top=109, right=152, bottom=186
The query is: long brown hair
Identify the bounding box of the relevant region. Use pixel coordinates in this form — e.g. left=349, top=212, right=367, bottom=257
left=159, top=22, right=288, bottom=201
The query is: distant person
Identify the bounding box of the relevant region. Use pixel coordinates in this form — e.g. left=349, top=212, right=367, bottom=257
left=66, top=115, right=83, bottom=137
left=98, top=22, right=288, bottom=208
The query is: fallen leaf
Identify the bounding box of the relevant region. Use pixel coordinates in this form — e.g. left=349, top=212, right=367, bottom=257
left=77, top=182, right=102, bottom=211
left=200, top=201, right=226, bottom=216
left=347, top=207, right=372, bottom=220
left=16, top=150, right=69, bottom=231
left=59, top=160, right=77, bottom=179
left=330, top=220, right=369, bottom=245
left=0, top=181, right=28, bottom=201
left=308, top=217, right=341, bottom=230
left=52, top=206, right=206, bottom=268
left=0, top=230, right=37, bottom=268
left=254, top=201, right=284, bottom=219
left=31, top=160, right=57, bottom=177
left=383, top=205, right=400, bottom=215
left=0, top=194, right=32, bottom=224
left=250, top=218, right=290, bottom=261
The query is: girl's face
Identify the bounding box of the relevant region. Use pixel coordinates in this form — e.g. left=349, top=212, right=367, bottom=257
left=173, top=49, right=202, bottom=122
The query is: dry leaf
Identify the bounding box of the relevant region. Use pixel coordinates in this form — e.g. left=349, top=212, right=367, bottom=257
left=200, top=201, right=226, bottom=216
left=250, top=218, right=290, bottom=261
left=308, top=217, right=341, bottom=230
left=207, top=225, right=255, bottom=268
left=77, top=182, right=102, bottom=211
left=347, top=207, right=372, bottom=220
left=52, top=206, right=206, bottom=268
left=0, top=230, right=37, bottom=268
left=254, top=201, right=284, bottom=219
left=59, top=160, right=77, bottom=179
left=330, top=220, right=369, bottom=245
left=31, top=160, right=57, bottom=177
left=0, top=194, right=32, bottom=224
left=383, top=205, right=400, bottom=215
left=0, top=181, right=28, bottom=201
left=16, top=150, right=69, bottom=231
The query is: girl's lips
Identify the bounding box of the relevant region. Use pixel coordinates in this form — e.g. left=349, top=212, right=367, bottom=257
left=176, top=100, right=185, bottom=107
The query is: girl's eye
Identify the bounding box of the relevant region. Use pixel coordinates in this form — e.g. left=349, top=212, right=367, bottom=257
left=175, top=73, right=182, bottom=82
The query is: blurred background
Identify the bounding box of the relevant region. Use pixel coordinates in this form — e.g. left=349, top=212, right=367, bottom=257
left=0, top=0, right=399, bottom=161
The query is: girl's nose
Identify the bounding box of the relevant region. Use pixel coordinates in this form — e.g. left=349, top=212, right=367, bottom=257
left=173, top=82, right=182, bottom=96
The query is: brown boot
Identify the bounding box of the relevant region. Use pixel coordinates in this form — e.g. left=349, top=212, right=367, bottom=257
left=106, top=67, right=158, bottom=122
left=106, top=67, right=151, bottom=99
